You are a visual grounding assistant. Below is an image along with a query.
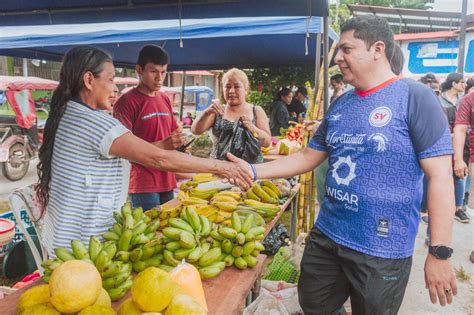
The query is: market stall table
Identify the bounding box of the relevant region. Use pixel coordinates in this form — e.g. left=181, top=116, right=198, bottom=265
left=0, top=258, right=265, bottom=315
left=0, top=184, right=300, bottom=314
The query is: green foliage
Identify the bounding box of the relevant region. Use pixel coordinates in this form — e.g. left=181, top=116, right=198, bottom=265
left=245, top=67, right=315, bottom=115
left=340, top=0, right=432, bottom=9
left=247, top=90, right=273, bottom=114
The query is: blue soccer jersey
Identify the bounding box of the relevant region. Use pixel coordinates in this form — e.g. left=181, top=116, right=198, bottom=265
left=309, top=77, right=453, bottom=259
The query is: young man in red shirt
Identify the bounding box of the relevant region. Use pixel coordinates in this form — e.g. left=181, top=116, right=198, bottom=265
left=453, top=91, right=474, bottom=262
left=114, top=45, right=186, bottom=210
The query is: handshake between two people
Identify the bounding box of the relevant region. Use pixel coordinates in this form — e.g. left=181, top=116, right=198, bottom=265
left=216, top=152, right=255, bottom=190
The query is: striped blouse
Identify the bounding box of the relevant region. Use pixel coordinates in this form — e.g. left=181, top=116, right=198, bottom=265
left=42, top=100, right=130, bottom=257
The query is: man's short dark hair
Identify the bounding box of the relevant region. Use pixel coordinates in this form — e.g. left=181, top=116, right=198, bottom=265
left=340, top=16, right=394, bottom=61
left=137, top=45, right=169, bottom=69
left=330, top=74, right=344, bottom=84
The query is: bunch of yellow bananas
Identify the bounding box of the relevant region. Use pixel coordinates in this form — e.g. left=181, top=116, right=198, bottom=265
left=246, top=180, right=281, bottom=204
left=188, top=187, right=220, bottom=200
left=179, top=173, right=220, bottom=191
left=212, top=190, right=242, bottom=201
left=194, top=203, right=233, bottom=224
left=148, top=203, right=181, bottom=221
left=195, top=205, right=219, bottom=220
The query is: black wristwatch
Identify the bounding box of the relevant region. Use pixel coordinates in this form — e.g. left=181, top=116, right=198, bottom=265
left=429, top=245, right=453, bottom=260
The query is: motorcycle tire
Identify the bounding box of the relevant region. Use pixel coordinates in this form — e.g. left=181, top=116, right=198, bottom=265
left=2, top=143, right=30, bottom=181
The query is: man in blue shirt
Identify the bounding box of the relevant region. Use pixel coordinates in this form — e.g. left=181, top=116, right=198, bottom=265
left=230, top=16, right=457, bottom=314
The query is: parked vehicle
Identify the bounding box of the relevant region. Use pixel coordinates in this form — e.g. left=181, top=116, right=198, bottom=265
left=0, top=76, right=58, bottom=181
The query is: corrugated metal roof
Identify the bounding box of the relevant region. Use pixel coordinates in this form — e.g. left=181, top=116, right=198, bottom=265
left=347, top=4, right=464, bottom=34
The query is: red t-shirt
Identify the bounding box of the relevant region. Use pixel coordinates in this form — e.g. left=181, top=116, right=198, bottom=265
left=114, top=88, right=178, bottom=193
left=455, top=92, right=474, bottom=162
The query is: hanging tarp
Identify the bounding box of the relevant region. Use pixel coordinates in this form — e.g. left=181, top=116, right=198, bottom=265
left=0, top=16, right=338, bottom=70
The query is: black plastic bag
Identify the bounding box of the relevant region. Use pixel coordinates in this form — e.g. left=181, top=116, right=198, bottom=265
left=216, top=120, right=261, bottom=163
left=262, top=223, right=289, bottom=255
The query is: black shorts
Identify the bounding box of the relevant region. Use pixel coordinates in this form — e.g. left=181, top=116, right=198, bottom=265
left=298, top=228, right=412, bottom=315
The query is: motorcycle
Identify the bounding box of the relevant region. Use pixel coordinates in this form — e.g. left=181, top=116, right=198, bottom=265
left=0, top=116, right=42, bottom=181
left=0, top=76, right=57, bottom=181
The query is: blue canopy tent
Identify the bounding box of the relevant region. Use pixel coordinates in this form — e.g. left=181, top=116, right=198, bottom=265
left=0, top=16, right=338, bottom=70
left=0, top=0, right=334, bottom=110
left=0, top=0, right=328, bottom=26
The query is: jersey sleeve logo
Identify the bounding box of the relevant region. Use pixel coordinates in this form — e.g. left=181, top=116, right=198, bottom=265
left=369, top=106, right=392, bottom=127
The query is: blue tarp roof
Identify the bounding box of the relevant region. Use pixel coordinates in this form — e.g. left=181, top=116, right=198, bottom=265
left=0, top=0, right=329, bottom=26
left=0, top=16, right=338, bottom=70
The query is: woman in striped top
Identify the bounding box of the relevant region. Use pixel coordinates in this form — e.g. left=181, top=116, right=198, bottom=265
left=36, top=46, right=251, bottom=257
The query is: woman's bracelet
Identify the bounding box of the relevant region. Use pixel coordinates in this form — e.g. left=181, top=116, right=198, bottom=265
left=249, top=163, right=257, bottom=181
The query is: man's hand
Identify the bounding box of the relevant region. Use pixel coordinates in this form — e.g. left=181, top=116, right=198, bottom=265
left=157, top=126, right=186, bottom=150
left=424, top=254, right=457, bottom=306
left=216, top=152, right=253, bottom=189
left=453, top=159, right=468, bottom=179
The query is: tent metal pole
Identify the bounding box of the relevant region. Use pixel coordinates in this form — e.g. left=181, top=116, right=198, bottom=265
left=22, top=58, right=28, bottom=77
left=313, top=33, right=322, bottom=111
left=458, top=0, right=468, bottom=74
left=179, top=71, right=186, bottom=120
left=323, top=15, right=329, bottom=113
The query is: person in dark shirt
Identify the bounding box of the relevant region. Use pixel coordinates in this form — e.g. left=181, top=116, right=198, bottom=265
left=269, top=87, right=293, bottom=136
left=287, top=87, right=307, bottom=122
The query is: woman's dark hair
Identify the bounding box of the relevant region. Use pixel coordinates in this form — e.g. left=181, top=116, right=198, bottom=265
left=36, top=46, right=113, bottom=214
left=440, top=72, right=464, bottom=92
left=340, top=15, right=394, bottom=62
left=137, top=45, right=169, bottom=69
left=389, top=44, right=404, bottom=75
left=419, top=73, right=438, bottom=85
left=274, top=87, right=292, bottom=101
left=465, top=78, right=474, bottom=95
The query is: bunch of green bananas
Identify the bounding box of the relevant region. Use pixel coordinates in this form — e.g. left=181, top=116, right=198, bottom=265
left=246, top=181, right=282, bottom=204
left=207, top=212, right=266, bottom=274
left=242, top=199, right=281, bottom=220
left=160, top=207, right=226, bottom=275
left=41, top=202, right=162, bottom=301
left=107, top=202, right=163, bottom=273
left=41, top=237, right=133, bottom=301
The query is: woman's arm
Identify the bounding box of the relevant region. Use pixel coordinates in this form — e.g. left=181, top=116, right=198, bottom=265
left=253, top=106, right=272, bottom=147
left=109, top=132, right=252, bottom=187
left=191, top=101, right=223, bottom=135
left=191, top=111, right=216, bottom=135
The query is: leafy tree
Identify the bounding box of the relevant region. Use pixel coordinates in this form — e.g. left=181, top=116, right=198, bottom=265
left=245, top=67, right=314, bottom=114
